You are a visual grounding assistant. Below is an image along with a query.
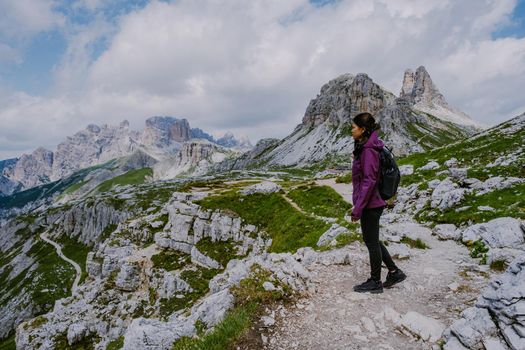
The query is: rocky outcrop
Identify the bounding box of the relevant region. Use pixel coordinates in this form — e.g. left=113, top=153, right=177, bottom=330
left=400, top=66, right=447, bottom=107
left=443, top=255, right=525, bottom=350
left=153, top=192, right=268, bottom=256
left=139, top=116, right=189, bottom=160
left=47, top=199, right=135, bottom=246
left=317, top=224, right=349, bottom=247
left=14, top=190, right=316, bottom=349
left=461, top=217, right=525, bottom=247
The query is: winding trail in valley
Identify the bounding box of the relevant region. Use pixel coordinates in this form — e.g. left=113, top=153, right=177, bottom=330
left=40, top=231, right=82, bottom=293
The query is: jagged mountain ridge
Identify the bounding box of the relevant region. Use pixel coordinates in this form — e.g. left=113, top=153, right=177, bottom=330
left=0, top=117, right=252, bottom=197
left=217, top=66, right=481, bottom=170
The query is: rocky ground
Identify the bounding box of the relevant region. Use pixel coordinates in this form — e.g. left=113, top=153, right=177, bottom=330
left=252, top=179, right=524, bottom=350
left=260, top=224, right=489, bottom=350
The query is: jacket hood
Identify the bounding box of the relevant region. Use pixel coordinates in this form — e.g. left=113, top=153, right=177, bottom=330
left=363, top=130, right=384, bottom=150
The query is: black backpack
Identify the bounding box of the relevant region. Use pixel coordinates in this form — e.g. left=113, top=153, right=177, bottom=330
left=378, top=146, right=401, bottom=200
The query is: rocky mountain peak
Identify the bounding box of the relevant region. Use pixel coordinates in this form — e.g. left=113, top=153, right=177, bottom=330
left=400, top=65, right=447, bottom=106
left=400, top=69, right=415, bottom=99
left=399, top=66, right=478, bottom=127
left=302, top=73, right=393, bottom=129
left=216, top=131, right=252, bottom=149
left=143, top=116, right=191, bottom=143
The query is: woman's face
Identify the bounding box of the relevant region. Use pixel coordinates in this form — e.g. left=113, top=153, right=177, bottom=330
left=351, top=123, right=365, bottom=140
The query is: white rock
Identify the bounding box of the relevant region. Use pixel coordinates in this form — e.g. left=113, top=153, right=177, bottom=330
left=472, top=176, right=524, bottom=195
left=400, top=311, right=445, bottom=343
left=447, top=282, right=459, bottom=292
left=239, top=181, right=282, bottom=195
left=419, top=161, right=439, bottom=171
left=123, top=317, right=195, bottom=350
left=67, top=322, right=88, bottom=345
left=428, top=179, right=441, bottom=189
left=263, top=281, right=276, bottom=291
left=190, top=246, right=221, bottom=269
left=461, top=217, right=525, bottom=248
left=477, top=205, right=495, bottom=212
left=399, top=164, right=414, bottom=176
left=444, top=158, right=458, bottom=168
left=115, top=262, right=141, bottom=291
left=433, top=224, right=461, bottom=241
left=487, top=247, right=524, bottom=266
left=431, top=178, right=467, bottom=211
left=189, top=289, right=234, bottom=328
left=444, top=256, right=525, bottom=349
left=445, top=307, right=498, bottom=348
left=261, top=316, right=275, bottom=327
left=449, top=168, right=467, bottom=182
left=387, top=243, right=410, bottom=260
left=317, top=224, right=349, bottom=247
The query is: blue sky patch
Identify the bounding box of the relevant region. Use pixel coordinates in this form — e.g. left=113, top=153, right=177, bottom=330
left=492, top=0, right=525, bottom=39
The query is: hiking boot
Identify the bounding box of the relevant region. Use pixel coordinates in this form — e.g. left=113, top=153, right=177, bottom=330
left=383, top=269, right=407, bottom=288
left=353, top=278, right=383, bottom=294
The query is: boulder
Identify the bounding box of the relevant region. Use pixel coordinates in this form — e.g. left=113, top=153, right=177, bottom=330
left=431, top=178, right=467, bottom=211
left=239, top=181, right=282, bottom=195
left=449, top=168, right=467, bottom=182
left=317, top=224, right=350, bottom=247
left=419, top=161, right=439, bottom=171
left=189, top=289, right=234, bottom=328
left=444, top=158, right=458, bottom=168
left=461, top=217, right=525, bottom=248
left=400, top=311, right=445, bottom=343
left=190, top=246, right=222, bottom=269
left=399, top=164, right=414, bottom=176
left=433, top=224, right=461, bottom=241
left=123, top=317, right=195, bottom=350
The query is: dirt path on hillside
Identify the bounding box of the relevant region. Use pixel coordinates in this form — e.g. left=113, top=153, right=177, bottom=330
left=258, top=178, right=493, bottom=350
left=41, top=231, right=82, bottom=293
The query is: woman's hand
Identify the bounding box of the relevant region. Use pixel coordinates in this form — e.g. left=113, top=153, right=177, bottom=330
left=351, top=215, right=360, bottom=222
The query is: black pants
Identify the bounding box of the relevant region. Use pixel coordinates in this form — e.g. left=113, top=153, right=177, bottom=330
left=360, top=206, right=397, bottom=281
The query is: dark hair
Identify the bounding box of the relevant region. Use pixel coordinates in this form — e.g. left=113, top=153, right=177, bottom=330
left=353, top=112, right=380, bottom=137
left=353, top=112, right=380, bottom=157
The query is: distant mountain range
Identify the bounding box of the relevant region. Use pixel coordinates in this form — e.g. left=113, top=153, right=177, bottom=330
left=0, top=118, right=252, bottom=197
left=1, top=66, right=482, bottom=199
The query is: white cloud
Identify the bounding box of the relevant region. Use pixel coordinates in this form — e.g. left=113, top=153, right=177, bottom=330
left=0, top=0, right=524, bottom=159
left=0, top=0, right=65, bottom=39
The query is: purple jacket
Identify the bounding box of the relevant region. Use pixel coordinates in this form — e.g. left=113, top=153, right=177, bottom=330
left=351, top=130, right=387, bottom=219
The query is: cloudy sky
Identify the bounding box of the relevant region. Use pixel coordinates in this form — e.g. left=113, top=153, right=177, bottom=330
left=0, top=0, right=524, bottom=160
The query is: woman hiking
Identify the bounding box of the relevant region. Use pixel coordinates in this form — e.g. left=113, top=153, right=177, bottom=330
left=350, top=112, right=406, bottom=294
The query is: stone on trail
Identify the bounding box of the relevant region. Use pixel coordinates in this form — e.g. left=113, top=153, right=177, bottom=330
left=400, top=311, right=445, bottom=343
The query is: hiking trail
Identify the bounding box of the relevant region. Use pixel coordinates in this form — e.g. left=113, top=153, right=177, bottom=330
left=256, top=178, right=495, bottom=350
left=40, top=231, right=82, bottom=294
